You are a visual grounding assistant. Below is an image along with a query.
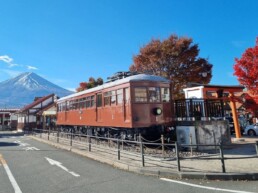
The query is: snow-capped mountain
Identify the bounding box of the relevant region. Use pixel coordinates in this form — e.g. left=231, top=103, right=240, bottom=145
left=0, top=72, right=73, bottom=108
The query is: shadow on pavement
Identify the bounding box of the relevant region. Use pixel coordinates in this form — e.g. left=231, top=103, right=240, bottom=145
left=0, top=142, right=19, bottom=147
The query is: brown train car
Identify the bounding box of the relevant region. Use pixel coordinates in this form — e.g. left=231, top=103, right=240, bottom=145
left=56, top=73, right=173, bottom=140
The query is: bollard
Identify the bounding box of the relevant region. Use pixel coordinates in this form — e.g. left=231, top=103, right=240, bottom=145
left=161, top=135, right=165, bottom=158
left=40, top=129, right=42, bottom=138
left=117, top=139, right=120, bottom=160
left=256, top=141, right=258, bottom=156
left=219, top=142, right=226, bottom=173
left=175, top=142, right=181, bottom=172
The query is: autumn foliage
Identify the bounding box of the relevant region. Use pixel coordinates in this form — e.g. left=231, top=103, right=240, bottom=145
left=234, top=38, right=258, bottom=94
left=76, top=77, right=103, bottom=92
left=130, top=34, right=212, bottom=99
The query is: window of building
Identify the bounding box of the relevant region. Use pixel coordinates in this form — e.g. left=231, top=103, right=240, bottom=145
left=148, top=87, right=160, bottom=102
left=134, top=87, right=147, bottom=102
left=161, top=88, right=170, bottom=102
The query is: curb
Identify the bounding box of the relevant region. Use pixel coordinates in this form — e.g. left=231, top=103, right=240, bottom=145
left=29, top=136, right=258, bottom=181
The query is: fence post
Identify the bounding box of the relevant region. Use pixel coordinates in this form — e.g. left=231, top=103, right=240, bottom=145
left=255, top=141, right=258, bottom=155
left=88, top=136, right=91, bottom=152
left=57, top=128, right=59, bottom=143
left=219, top=142, right=226, bottom=173
left=175, top=142, right=181, bottom=172
left=189, top=134, right=193, bottom=156
left=117, top=138, right=120, bottom=160
left=161, top=135, right=165, bottom=158
left=70, top=130, right=73, bottom=146
left=48, top=127, right=50, bottom=140
left=139, top=134, right=145, bottom=167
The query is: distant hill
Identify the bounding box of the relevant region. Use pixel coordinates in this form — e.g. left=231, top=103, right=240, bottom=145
left=0, top=72, right=73, bottom=108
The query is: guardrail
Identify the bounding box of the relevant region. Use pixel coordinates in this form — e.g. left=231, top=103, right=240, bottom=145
left=31, top=128, right=258, bottom=173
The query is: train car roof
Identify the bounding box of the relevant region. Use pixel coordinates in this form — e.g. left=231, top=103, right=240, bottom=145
left=58, top=74, right=170, bottom=102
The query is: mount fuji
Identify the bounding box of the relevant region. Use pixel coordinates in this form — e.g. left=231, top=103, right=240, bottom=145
left=0, top=72, right=73, bottom=108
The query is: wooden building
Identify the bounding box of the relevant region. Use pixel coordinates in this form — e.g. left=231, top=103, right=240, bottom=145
left=0, top=108, right=19, bottom=130
left=16, top=94, right=56, bottom=131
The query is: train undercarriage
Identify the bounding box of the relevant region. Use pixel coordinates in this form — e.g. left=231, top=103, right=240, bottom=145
left=55, top=124, right=175, bottom=142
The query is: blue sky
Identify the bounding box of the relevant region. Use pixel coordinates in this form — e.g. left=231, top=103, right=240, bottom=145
left=0, top=0, right=257, bottom=91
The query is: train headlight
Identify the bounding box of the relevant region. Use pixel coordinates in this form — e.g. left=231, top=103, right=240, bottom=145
left=153, top=107, right=162, bottom=115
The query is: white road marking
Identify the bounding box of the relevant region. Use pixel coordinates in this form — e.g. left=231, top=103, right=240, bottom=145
left=23, top=147, right=40, bottom=151
left=160, top=178, right=256, bottom=193
left=45, top=157, right=80, bottom=177
left=18, top=143, right=30, bottom=147
left=0, top=154, right=22, bottom=193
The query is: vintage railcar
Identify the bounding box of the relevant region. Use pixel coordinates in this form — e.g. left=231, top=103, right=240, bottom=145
left=56, top=73, right=174, bottom=140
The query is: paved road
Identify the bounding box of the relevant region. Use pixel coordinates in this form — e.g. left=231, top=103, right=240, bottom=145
left=0, top=132, right=258, bottom=193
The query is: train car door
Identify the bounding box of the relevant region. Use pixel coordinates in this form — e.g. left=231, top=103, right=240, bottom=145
left=124, top=88, right=130, bottom=122
left=96, top=93, right=102, bottom=122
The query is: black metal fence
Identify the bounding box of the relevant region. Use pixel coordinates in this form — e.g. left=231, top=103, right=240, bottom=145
left=31, top=128, right=258, bottom=174
left=174, top=99, right=225, bottom=120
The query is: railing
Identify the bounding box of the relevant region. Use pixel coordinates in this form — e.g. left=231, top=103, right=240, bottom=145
left=174, top=98, right=225, bottom=120
left=31, top=128, right=258, bottom=173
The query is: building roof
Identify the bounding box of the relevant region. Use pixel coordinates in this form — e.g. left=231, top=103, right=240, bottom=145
left=36, top=102, right=56, bottom=115
left=184, top=83, right=245, bottom=93
left=18, top=93, right=55, bottom=113
left=0, top=108, right=20, bottom=112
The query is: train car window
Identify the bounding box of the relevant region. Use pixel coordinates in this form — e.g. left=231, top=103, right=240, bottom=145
left=117, top=89, right=123, bottom=104
left=125, top=88, right=130, bottom=104
left=148, top=87, right=161, bottom=102
left=111, top=91, right=116, bottom=105
left=90, top=96, right=95, bottom=107
left=97, top=93, right=102, bottom=107
left=104, top=91, right=112, bottom=106
left=69, top=100, right=74, bottom=110
left=134, top=87, right=147, bottom=102
left=74, top=99, right=79, bottom=109
left=59, top=102, right=65, bottom=112
left=161, top=88, right=170, bottom=102
left=79, top=98, right=86, bottom=109
left=86, top=96, right=90, bottom=108
left=57, top=103, right=60, bottom=112
left=66, top=101, right=69, bottom=111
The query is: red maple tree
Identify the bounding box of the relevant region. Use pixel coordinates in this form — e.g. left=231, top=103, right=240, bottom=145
left=130, top=34, right=212, bottom=99
left=234, top=38, right=258, bottom=94
left=76, top=77, right=104, bottom=92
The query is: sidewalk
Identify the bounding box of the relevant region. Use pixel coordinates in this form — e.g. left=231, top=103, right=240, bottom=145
left=28, top=133, right=258, bottom=181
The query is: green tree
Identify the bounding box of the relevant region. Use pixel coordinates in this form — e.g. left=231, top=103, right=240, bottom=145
left=130, top=34, right=213, bottom=99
